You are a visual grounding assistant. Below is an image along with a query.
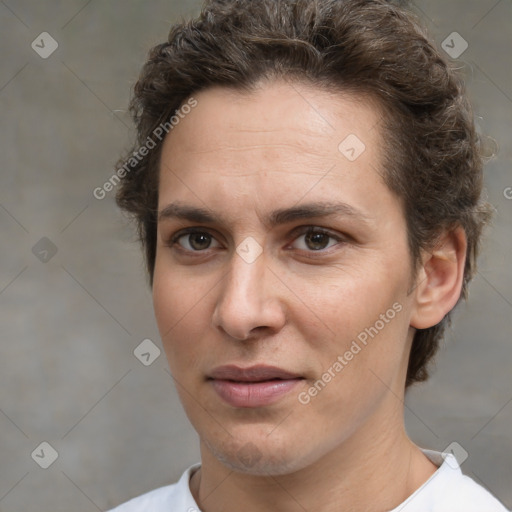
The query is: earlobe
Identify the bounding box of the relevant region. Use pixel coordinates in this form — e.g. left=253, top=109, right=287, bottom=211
left=410, top=226, right=467, bottom=330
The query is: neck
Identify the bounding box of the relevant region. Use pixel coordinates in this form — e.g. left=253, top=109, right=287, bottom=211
left=190, top=401, right=438, bottom=512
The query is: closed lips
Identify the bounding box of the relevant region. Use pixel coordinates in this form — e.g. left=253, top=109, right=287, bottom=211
left=208, top=365, right=304, bottom=407
left=208, top=365, right=303, bottom=382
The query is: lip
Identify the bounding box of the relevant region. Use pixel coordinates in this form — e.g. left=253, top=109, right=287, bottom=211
left=209, top=365, right=302, bottom=382
left=208, top=365, right=304, bottom=407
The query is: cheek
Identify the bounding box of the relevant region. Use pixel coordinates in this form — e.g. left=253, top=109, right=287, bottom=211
left=292, top=264, right=411, bottom=390
left=152, top=255, right=215, bottom=329
left=286, top=262, right=405, bottom=340
left=152, top=268, right=179, bottom=337
left=152, top=265, right=213, bottom=371
left=323, top=303, right=411, bottom=409
left=300, top=311, right=410, bottom=438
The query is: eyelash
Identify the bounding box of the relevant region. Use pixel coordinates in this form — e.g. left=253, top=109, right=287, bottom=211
left=167, top=226, right=346, bottom=258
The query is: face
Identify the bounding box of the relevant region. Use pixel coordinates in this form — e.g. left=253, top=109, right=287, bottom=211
left=153, top=79, right=418, bottom=475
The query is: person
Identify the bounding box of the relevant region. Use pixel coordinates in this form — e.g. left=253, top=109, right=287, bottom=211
left=108, top=0, right=508, bottom=510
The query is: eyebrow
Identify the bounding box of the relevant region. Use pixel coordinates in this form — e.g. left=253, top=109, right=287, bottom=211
left=158, top=201, right=371, bottom=227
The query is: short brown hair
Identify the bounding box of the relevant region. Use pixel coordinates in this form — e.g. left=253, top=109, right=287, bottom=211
left=116, top=0, right=492, bottom=387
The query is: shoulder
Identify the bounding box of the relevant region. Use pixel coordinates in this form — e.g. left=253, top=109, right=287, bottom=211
left=107, top=484, right=177, bottom=512
left=393, top=450, right=509, bottom=512
left=107, top=464, right=201, bottom=512
left=443, top=473, right=509, bottom=511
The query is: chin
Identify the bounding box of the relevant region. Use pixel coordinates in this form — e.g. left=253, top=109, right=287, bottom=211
left=203, top=433, right=316, bottom=476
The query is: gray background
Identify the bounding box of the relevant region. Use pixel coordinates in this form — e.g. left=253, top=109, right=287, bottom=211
left=0, top=1, right=510, bottom=510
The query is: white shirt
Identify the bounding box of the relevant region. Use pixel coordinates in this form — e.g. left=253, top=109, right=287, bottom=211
left=107, top=450, right=509, bottom=511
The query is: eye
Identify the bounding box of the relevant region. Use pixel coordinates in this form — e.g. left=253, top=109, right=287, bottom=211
left=290, top=227, right=344, bottom=252
left=170, top=229, right=222, bottom=252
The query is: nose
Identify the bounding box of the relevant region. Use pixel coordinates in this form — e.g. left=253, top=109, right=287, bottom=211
left=211, top=247, right=286, bottom=341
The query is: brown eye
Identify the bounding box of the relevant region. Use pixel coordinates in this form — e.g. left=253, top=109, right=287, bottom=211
left=187, top=233, right=212, bottom=250
left=172, top=230, right=221, bottom=251
left=304, top=231, right=331, bottom=250
left=291, top=227, right=342, bottom=252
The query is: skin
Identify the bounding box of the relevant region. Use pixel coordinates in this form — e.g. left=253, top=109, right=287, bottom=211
left=152, top=79, right=467, bottom=512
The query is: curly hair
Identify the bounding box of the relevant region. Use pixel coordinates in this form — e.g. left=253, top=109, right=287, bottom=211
left=115, top=0, right=492, bottom=387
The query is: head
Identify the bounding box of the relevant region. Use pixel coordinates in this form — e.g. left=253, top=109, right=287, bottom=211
left=116, top=0, right=491, bottom=474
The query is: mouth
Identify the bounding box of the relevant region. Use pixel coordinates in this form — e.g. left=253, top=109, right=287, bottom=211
left=208, top=364, right=303, bottom=382
left=207, top=365, right=304, bottom=407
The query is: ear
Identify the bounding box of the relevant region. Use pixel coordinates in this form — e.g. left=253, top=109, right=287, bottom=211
left=410, top=226, right=467, bottom=330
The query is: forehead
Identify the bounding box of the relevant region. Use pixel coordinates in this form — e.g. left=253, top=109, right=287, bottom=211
left=157, top=79, right=391, bottom=222
left=162, top=79, right=383, bottom=162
